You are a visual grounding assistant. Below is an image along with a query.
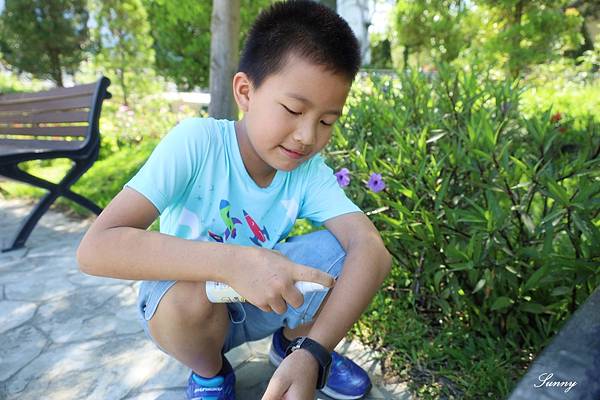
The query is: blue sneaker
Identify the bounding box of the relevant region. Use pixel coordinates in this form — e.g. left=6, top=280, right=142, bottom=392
left=269, top=327, right=372, bottom=399
left=186, top=356, right=236, bottom=400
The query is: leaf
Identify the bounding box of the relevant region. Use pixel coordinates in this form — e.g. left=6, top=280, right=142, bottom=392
left=543, top=224, right=555, bottom=255
left=449, top=261, right=474, bottom=271
left=511, top=181, right=531, bottom=190
left=398, top=186, right=414, bottom=199
left=505, top=265, right=519, bottom=275
left=471, top=149, right=492, bottom=162
left=525, top=265, right=548, bottom=291
left=572, top=212, right=593, bottom=238
left=520, top=303, right=545, bottom=314
left=521, top=213, right=536, bottom=234
left=510, top=156, right=529, bottom=172
left=434, top=175, right=450, bottom=212
left=491, top=297, right=513, bottom=311
left=434, top=269, right=445, bottom=288
left=540, top=209, right=566, bottom=226
left=379, top=214, right=402, bottom=228
left=426, top=131, right=447, bottom=144
left=551, top=286, right=571, bottom=297
left=438, top=298, right=451, bottom=315
left=472, top=279, right=486, bottom=294
left=546, top=181, right=570, bottom=206
left=543, top=132, right=558, bottom=155
left=463, top=196, right=487, bottom=217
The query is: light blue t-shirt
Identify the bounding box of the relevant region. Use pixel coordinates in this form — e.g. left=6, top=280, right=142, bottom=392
left=125, top=117, right=362, bottom=248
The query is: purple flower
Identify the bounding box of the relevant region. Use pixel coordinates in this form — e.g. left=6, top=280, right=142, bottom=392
left=367, top=172, right=386, bottom=193
left=335, top=168, right=351, bottom=187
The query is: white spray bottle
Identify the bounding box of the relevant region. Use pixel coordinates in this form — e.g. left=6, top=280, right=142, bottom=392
left=205, top=280, right=328, bottom=303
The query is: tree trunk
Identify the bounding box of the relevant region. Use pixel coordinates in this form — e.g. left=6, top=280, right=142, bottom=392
left=119, top=46, right=129, bottom=106
left=209, top=0, right=240, bottom=120
left=509, top=0, right=524, bottom=79
left=50, top=51, right=64, bottom=87
left=119, top=68, right=128, bottom=106
left=54, top=69, right=64, bottom=88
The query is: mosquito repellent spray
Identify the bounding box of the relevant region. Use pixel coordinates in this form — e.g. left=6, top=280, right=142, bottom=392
left=205, top=281, right=328, bottom=303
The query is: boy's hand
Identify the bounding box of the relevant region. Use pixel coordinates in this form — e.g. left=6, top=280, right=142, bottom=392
left=262, top=349, right=319, bottom=400
left=228, top=248, right=335, bottom=314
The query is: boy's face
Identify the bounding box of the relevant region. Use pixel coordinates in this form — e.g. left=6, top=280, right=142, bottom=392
left=233, top=54, right=351, bottom=187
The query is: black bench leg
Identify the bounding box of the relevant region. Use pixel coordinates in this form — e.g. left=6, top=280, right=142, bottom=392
left=2, top=191, right=59, bottom=252
left=1, top=159, right=102, bottom=252
left=63, top=190, right=102, bottom=215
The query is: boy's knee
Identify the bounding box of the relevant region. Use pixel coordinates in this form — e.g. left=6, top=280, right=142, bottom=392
left=167, top=281, right=222, bottom=324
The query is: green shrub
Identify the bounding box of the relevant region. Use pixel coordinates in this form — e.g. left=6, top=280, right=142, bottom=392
left=325, top=64, right=600, bottom=398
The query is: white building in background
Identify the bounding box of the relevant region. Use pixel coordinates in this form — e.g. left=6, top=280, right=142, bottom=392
left=337, top=0, right=373, bottom=66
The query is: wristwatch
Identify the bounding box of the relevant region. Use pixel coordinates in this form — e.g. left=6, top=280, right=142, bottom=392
left=285, top=336, right=332, bottom=389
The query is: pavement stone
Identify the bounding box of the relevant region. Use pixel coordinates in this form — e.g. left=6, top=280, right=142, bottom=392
left=0, top=198, right=412, bottom=399
left=0, top=300, right=37, bottom=335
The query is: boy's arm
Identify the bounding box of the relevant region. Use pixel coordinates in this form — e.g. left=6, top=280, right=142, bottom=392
left=77, top=187, right=334, bottom=312
left=262, top=212, right=392, bottom=399
left=76, top=187, right=252, bottom=283
left=309, top=211, right=392, bottom=350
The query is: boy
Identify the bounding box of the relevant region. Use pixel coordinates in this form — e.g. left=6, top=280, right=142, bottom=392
left=77, top=1, right=392, bottom=399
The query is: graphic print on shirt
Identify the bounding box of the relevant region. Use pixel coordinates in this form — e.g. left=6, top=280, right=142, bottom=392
left=219, top=199, right=243, bottom=239
left=203, top=198, right=293, bottom=247
left=176, top=207, right=203, bottom=240
left=207, top=199, right=242, bottom=243
left=243, top=210, right=270, bottom=247
left=207, top=230, right=224, bottom=242
left=280, top=198, right=299, bottom=224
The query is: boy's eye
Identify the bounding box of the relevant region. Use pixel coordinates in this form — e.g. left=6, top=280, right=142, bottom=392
left=282, top=104, right=301, bottom=115
left=281, top=104, right=334, bottom=126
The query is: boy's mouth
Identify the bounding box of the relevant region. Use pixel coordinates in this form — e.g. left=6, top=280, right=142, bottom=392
left=279, top=146, right=306, bottom=159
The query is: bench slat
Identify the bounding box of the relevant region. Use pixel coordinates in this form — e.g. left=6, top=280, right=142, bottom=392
left=0, top=82, right=96, bottom=104
left=0, top=125, right=88, bottom=137
left=0, top=94, right=93, bottom=113
left=0, top=76, right=110, bottom=252
left=0, top=138, right=85, bottom=156
left=0, top=111, right=89, bottom=125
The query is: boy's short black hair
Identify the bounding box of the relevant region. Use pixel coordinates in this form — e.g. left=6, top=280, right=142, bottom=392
left=239, top=0, right=361, bottom=89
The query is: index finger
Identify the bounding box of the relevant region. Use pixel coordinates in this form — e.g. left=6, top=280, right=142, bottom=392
left=262, top=376, right=288, bottom=400
left=291, top=264, right=335, bottom=288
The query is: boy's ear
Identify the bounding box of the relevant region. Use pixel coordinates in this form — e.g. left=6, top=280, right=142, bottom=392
left=232, top=72, right=252, bottom=113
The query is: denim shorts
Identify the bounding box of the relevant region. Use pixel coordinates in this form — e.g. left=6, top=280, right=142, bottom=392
left=136, top=229, right=346, bottom=354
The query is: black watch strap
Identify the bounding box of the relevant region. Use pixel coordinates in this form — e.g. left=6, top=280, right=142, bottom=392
left=285, top=336, right=332, bottom=389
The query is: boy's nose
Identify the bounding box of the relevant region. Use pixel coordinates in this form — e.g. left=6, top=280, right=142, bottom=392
left=293, top=123, right=317, bottom=146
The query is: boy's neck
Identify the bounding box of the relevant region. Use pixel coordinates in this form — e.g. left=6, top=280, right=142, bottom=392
left=234, top=119, right=277, bottom=188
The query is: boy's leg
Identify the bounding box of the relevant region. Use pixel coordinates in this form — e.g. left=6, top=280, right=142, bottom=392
left=146, top=281, right=230, bottom=377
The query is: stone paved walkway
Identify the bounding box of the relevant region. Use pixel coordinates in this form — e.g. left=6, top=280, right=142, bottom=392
left=0, top=198, right=411, bottom=400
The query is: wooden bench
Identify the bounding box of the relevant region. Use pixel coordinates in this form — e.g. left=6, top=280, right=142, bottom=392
left=0, top=76, right=111, bottom=252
